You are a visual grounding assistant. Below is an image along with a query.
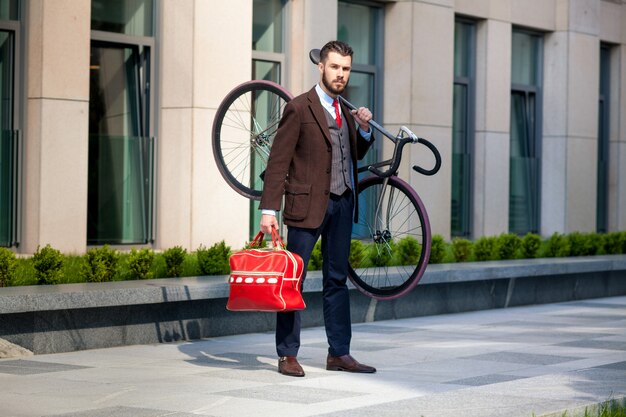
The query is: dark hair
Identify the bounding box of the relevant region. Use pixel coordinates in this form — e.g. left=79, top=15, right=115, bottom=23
left=319, top=40, right=353, bottom=63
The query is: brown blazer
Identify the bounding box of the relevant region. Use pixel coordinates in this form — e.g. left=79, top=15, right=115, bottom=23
left=260, top=87, right=374, bottom=229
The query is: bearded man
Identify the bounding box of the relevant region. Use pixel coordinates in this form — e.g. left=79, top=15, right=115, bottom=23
left=259, top=40, right=376, bottom=377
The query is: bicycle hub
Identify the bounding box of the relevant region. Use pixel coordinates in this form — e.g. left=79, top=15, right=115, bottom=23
left=373, top=229, right=392, bottom=244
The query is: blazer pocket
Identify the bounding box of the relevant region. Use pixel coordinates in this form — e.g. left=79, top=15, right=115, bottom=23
left=283, top=182, right=311, bottom=221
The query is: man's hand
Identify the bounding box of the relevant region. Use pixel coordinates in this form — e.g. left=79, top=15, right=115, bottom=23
left=351, top=106, right=372, bottom=132
left=260, top=214, right=279, bottom=234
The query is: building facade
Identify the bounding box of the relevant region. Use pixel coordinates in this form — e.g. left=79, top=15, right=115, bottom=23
left=1, top=0, right=625, bottom=254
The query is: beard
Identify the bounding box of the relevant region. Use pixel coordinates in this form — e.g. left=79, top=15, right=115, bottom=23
left=322, top=71, right=348, bottom=96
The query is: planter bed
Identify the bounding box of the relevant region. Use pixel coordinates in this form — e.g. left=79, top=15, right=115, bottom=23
left=1, top=255, right=625, bottom=354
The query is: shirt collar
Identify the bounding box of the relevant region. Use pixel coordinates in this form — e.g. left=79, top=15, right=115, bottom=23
left=315, top=83, right=339, bottom=114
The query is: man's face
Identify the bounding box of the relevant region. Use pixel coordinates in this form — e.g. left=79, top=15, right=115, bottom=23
left=319, top=51, right=352, bottom=96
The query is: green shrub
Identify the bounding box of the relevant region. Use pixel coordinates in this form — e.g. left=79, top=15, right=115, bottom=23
left=473, top=236, right=496, bottom=261
left=349, top=239, right=367, bottom=269
left=451, top=238, right=472, bottom=262
left=163, top=246, right=187, bottom=277
left=568, top=232, right=598, bottom=257
left=197, top=241, right=231, bottom=275
left=395, top=236, right=422, bottom=266
left=589, top=232, right=606, bottom=255
left=128, top=248, right=155, bottom=280
left=520, top=233, right=542, bottom=259
left=619, top=231, right=626, bottom=254
left=0, top=247, right=17, bottom=287
left=494, top=233, right=522, bottom=260
left=81, top=245, right=119, bottom=283
left=307, top=239, right=322, bottom=271
left=543, top=232, right=571, bottom=258
left=32, top=244, right=64, bottom=285
left=429, top=235, right=446, bottom=264
left=603, top=232, right=623, bottom=255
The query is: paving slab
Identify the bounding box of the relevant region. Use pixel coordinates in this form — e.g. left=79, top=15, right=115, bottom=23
left=0, top=296, right=624, bottom=417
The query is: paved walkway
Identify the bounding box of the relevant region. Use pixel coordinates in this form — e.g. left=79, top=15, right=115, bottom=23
left=1, top=296, right=625, bottom=417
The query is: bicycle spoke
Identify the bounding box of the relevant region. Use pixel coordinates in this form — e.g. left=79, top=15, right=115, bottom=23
left=212, top=80, right=292, bottom=199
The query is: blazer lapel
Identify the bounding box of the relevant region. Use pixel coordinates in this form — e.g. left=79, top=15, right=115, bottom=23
left=307, top=88, right=332, bottom=144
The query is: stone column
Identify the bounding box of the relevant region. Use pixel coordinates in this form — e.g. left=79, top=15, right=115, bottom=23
left=542, top=0, right=599, bottom=235
left=23, top=0, right=90, bottom=254
left=384, top=0, right=454, bottom=239
left=157, top=0, right=252, bottom=251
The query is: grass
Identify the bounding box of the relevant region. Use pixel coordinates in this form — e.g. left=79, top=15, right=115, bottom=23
left=536, top=398, right=626, bottom=417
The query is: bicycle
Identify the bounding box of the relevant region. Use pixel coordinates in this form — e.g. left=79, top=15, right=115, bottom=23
left=212, top=49, right=441, bottom=300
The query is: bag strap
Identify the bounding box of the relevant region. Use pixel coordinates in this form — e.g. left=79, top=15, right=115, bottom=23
left=250, top=231, right=265, bottom=248
left=270, top=228, right=286, bottom=250
left=250, top=228, right=286, bottom=250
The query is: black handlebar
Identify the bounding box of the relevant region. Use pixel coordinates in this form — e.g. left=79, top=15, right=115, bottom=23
left=413, top=137, right=441, bottom=176
left=364, top=134, right=441, bottom=179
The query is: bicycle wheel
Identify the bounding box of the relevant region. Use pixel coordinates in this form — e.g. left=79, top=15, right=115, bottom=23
left=349, top=175, right=431, bottom=300
left=212, top=80, right=293, bottom=200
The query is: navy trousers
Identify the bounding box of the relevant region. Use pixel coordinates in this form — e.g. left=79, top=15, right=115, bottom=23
left=276, top=191, right=353, bottom=358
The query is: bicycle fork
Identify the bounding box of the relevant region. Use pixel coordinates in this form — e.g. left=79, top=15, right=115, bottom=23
left=372, top=177, right=394, bottom=255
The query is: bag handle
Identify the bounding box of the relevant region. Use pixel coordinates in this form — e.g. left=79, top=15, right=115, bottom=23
left=250, top=228, right=286, bottom=250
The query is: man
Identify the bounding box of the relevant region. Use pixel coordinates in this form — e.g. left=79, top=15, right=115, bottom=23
left=259, top=40, right=376, bottom=377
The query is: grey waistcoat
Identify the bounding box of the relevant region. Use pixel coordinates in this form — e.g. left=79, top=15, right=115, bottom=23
left=324, top=109, right=352, bottom=196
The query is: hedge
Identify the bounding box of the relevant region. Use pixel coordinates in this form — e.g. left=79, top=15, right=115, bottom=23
left=1, top=231, right=625, bottom=287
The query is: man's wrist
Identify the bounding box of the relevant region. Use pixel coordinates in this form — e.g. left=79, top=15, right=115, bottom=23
left=261, top=209, right=277, bottom=216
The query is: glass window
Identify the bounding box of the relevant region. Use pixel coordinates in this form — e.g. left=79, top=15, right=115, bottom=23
left=88, top=43, right=153, bottom=244
left=91, top=0, right=154, bottom=37
left=250, top=60, right=282, bottom=237
left=0, top=30, right=16, bottom=247
left=338, top=0, right=382, bottom=149
left=597, top=44, right=610, bottom=232
left=338, top=1, right=383, bottom=238
left=0, top=7, right=18, bottom=247
left=509, top=29, right=542, bottom=235
left=454, top=20, right=472, bottom=78
left=0, top=0, right=18, bottom=20
left=451, top=19, right=475, bottom=238
left=253, top=0, right=284, bottom=53
left=338, top=2, right=376, bottom=66
left=251, top=0, right=286, bottom=238
left=511, top=31, right=540, bottom=86
left=89, top=0, right=155, bottom=245
left=338, top=1, right=382, bottom=96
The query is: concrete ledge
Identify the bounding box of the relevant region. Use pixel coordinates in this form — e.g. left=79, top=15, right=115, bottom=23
left=2, top=255, right=625, bottom=314
left=1, top=255, right=625, bottom=354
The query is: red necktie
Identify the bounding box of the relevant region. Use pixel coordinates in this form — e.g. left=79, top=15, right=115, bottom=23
left=332, top=99, right=342, bottom=129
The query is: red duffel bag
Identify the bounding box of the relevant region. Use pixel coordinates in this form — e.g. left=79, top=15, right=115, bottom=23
left=227, top=229, right=306, bottom=312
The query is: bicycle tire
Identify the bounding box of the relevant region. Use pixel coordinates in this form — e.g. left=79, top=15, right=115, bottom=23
left=212, top=80, right=293, bottom=200
left=348, top=175, right=432, bottom=300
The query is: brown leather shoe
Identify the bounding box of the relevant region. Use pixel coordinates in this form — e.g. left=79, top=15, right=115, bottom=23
left=278, top=356, right=305, bottom=377
left=326, top=354, right=376, bottom=373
